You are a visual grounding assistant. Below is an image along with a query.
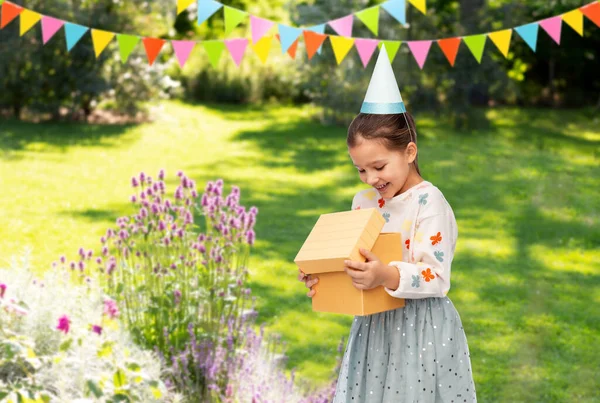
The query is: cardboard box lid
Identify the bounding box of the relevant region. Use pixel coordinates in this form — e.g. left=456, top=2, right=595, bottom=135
left=294, top=208, right=385, bottom=274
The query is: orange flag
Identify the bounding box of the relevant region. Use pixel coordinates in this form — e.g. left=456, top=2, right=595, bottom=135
left=143, top=37, right=166, bottom=66
left=303, top=30, right=327, bottom=60
left=1, top=2, right=24, bottom=29
left=276, top=34, right=299, bottom=59
left=437, top=37, right=461, bottom=67
left=581, top=2, right=600, bottom=27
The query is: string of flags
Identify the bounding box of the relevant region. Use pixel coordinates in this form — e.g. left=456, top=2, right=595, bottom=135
left=1, top=1, right=599, bottom=70
left=185, top=0, right=427, bottom=42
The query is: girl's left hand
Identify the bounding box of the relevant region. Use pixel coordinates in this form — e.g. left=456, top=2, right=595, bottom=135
left=344, top=248, right=398, bottom=290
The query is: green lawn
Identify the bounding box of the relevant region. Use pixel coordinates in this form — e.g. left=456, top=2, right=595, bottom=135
left=1, top=101, right=599, bottom=402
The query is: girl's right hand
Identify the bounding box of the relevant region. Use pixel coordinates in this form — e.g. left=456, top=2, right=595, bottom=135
left=298, top=269, right=318, bottom=298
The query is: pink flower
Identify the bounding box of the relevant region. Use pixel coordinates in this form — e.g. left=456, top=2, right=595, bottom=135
left=246, top=230, right=256, bottom=246
left=56, top=315, right=71, bottom=334
left=130, top=195, right=137, bottom=203
left=91, top=325, right=103, bottom=335
left=60, top=255, right=66, bottom=264
left=158, top=169, right=165, bottom=181
left=132, top=177, right=139, bottom=187
left=103, top=299, right=119, bottom=319
left=0, top=284, right=6, bottom=299
left=174, top=289, right=182, bottom=305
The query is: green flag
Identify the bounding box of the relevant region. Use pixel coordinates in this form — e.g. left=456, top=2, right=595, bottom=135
left=463, top=34, right=487, bottom=63
left=355, top=6, right=380, bottom=36
left=224, top=6, right=248, bottom=35
left=203, top=40, right=226, bottom=68
left=117, top=34, right=140, bottom=63
left=378, top=40, right=401, bottom=62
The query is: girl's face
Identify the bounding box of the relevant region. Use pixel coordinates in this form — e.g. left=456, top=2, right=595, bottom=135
left=348, top=136, right=418, bottom=198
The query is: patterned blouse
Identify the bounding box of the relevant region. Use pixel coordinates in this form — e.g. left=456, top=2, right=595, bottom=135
left=351, top=180, right=458, bottom=299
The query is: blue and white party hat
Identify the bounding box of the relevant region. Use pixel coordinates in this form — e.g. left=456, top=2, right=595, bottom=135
left=360, top=45, right=406, bottom=114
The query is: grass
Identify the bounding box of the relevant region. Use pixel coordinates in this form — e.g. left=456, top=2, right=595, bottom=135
left=1, top=101, right=599, bottom=402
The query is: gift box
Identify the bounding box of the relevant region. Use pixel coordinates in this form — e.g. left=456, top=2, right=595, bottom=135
left=294, top=208, right=405, bottom=316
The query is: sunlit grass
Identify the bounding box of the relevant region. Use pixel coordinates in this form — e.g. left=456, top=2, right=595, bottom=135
left=1, top=101, right=599, bottom=401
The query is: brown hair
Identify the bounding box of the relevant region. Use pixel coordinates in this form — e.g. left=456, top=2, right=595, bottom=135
left=347, top=113, right=421, bottom=175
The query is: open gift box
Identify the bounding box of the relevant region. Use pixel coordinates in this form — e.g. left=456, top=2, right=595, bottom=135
left=294, top=208, right=405, bottom=316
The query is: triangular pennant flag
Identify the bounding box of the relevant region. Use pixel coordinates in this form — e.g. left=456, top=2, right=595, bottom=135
left=381, top=0, right=406, bottom=25
left=562, top=9, right=583, bottom=36
left=177, top=0, right=195, bottom=15
left=198, top=0, right=223, bottom=26
left=225, top=38, right=248, bottom=66
left=117, top=34, right=140, bottom=63
left=41, top=16, right=64, bottom=44
left=408, top=0, right=426, bottom=15
left=278, top=24, right=302, bottom=53
left=377, top=40, right=401, bottom=62
left=307, top=24, right=326, bottom=55
left=172, top=40, right=196, bottom=67
left=20, top=10, right=41, bottom=36
left=202, top=40, right=226, bottom=68
left=437, top=37, right=461, bottom=66
left=539, top=16, right=562, bottom=45
left=64, top=23, right=89, bottom=51
left=224, top=6, right=247, bottom=35
left=91, top=29, right=115, bottom=58
left=463, top=34, right=487, bottom=63
left=287, top=38, right=299, bottom=59
left=488, top=29, right=512, bottom=57
left=329, top=35, right=355, bottom=64
left=303, top=30, right=327, bottom=60
left=581, top=2, right=600, bottom=28
left=515, top=23, right=539, bottom=52
left=355, top=6, right=380, bottom=35
left=407, top=40, right=432, bottom=69
left=1, top=2, right=23, bottom=29
left=142, top=37, right=166, bottom=66
left=250, top=15, right=274, bottom=44
left=328, top=15, right=353, bottom=37
left=251, top=35, right=272, bottom=64
left=355, top=38, right=379, bottom=68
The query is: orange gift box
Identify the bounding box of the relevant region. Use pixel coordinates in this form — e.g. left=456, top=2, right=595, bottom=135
left=294, top=208, right=405, bottom=316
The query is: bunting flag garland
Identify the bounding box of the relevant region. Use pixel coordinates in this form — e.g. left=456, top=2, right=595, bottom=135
left=91, top=29, right=115, bottom=58
left=1, top=0, right=598, bottom=70
left=177, top=0, right=196, bottom=15
left=41, top=16, right=64, bottom=44
left=408, top=0, right=427, bottom=15
left=117, top=34, right=140, bottom=63
left=381, top=0, right=407, bottom=26
left=329, top=35, right=355, bottom=64
left=437, top=37, right=461, bottom=66
left=143, top=37, right=166, bottom=66
left=355, top=38, right=379, bottom=67
left=19, top=9, right=41, bottom=36
left=355, top=6, right=380, bottom=36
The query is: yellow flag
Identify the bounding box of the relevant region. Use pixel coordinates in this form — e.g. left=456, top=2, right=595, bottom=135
left=252, top=35, right=272, bottom=64
left=408, top=0, right=427, bottom=15
left=488, top=29, right=512, bottom=57
left=177, top=0, right=196, bottom=15
left=20, top=10, right=41, bottom=36
left=329, top=35, right=355, bottom=65
left=91, top=29, right=116, bottom=58
left=562, top=9, right=584, bottom=36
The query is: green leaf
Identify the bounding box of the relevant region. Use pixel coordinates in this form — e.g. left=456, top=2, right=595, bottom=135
left=98, top=341, right=114, bottom=358
left=116, top=283, right=125, bottom=294
left=125, top=362, right=141, bottom=372
left=86, top=380, right=104, bottom=398
left=59, top=338, right=73, bottom=352
left=112, top=393, right=131, bottom=402
left=113, top=368, right=126, bottom=389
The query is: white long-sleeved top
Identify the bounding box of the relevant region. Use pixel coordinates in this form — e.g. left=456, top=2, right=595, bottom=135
left=351, top=181, right=458, bottom=299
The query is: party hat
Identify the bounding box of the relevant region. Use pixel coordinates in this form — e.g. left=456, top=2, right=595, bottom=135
left=360, top=44, right=406, bottom=114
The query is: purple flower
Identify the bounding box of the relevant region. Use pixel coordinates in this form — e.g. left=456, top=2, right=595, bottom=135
left=140, top=208, right=148, bottom=218
left=103, top=299, right=119, bottom=319
left=132, top=177, right=139, bottom=187
left=0, top=284, right=6, bottom=299
left=130, top=195, right=137, bottom=203
left=91, top=325, right=103, bottom=335
left=139, top=172, right=146, bottom=183
left=60, top=255, right=66, bottom=264
left=177, top=171, right=183, bottom=178
left=158, top=169, right=165, bottom=181
left=102, top=247, right=108, bottom=256
left=78, top=261, right=86, bottom=271
left=87, top=250, right=93, bottom=259
left=158, top=220, right=167, bottom=231
left=96, top=257, right=103, bottom=265
left=56, top=315, right=71, bottom=334
left=174, top=290, right=182, bottom=305
left=246, top=230, right=256, bottom=246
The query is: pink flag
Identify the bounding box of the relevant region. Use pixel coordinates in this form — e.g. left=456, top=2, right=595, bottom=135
left=354, top=38, right=378, bottom=68
left=41, top=16, right=64, bottom=44
left=225, top=38, right=249, bottom=66
left=407, top=40, right=432, bottom=69
left=328, top=15, right=354, bottom=37
left=250, top=16, right=274, bottom=44
left=539, top=16, right=562, bottom=44
left=172, top=40, right=196, bottom=67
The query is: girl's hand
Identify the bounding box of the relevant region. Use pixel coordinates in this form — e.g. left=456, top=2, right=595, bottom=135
left=298, top=268, right=319, bottom=298
left=344, top=248, right=400, bottom=290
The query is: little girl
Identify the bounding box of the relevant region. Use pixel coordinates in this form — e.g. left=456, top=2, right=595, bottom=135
left=299, top=45, right=476, bottom=402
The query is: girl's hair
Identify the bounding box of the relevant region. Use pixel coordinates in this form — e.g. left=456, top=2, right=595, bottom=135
left=347, top=112, right=421, bottom=175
